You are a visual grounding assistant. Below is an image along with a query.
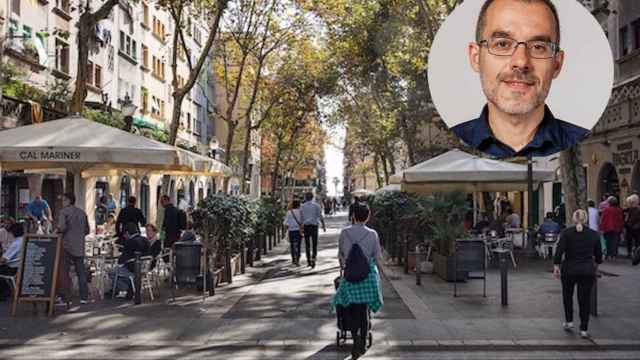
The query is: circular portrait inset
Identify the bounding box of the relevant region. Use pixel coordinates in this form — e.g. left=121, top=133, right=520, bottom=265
left=428, top=0, right=614, bottom=158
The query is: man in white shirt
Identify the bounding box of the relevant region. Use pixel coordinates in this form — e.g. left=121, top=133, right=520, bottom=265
left=300, top=192, right=326, bottom=268
left=587, top=200, right=599, bottom=232
left=0, top=222, right=24, bottom=301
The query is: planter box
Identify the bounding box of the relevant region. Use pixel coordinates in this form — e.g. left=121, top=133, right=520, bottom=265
left=432, top=252, right=467, bottom=282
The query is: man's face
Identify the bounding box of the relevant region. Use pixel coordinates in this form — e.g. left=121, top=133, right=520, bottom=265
left=469, top=0, right=564, bottom=116
left=62, top=197, right=70, bottom=207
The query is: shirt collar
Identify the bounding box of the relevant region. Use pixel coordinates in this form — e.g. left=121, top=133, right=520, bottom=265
left=472, top=104, right=556, bottom=153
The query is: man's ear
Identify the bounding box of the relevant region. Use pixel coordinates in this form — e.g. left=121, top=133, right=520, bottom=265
left=469, top=42, right=481, bottom=73
left=552, top=50, right=565, bottom=79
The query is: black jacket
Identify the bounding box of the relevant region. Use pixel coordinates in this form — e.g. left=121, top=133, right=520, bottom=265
left=162, top=204, right=181, bottom=246
left=116, top=206, right=146, bottom=237
left=118, top=234, right=150, bottom=273
left=554, top=226, right=603, bottom=277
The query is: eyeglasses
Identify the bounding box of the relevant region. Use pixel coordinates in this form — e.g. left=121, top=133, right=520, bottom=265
left=478, top=37, right=559, bottom=59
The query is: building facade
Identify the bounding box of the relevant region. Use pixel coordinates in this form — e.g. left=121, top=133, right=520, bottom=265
left=0, top=0, right=225, bottom=227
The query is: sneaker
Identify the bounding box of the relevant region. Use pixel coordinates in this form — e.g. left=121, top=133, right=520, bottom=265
left=580, top=330, right=589, bottom=338
left=79, top=299, right=89, bottom=305
left=55, top=297, right=67, bottom=306
left=563, top=322, right=574, bottom=331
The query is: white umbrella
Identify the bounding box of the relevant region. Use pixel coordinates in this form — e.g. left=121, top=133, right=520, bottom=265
left=375, top=184, right=401, bottom=193
left=352, top=188, right=373, bottom=197
left=0, top=115, right=231, bottom=176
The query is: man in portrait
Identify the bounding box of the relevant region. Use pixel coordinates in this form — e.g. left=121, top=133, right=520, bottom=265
left=451, top=0, right=588, bottom=158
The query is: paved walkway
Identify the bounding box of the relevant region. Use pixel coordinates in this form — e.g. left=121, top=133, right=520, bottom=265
left=1, top=213, right=640, bottom=359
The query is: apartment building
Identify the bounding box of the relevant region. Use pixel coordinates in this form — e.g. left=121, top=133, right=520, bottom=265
left=0, top=0, right=226, bottom=225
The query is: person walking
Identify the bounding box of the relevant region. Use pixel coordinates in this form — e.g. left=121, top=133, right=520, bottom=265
left=587, top=200, right=599, bottom=232
left=625, top=194, right=640, bottom=258
left=160, top=195, right=182, bottom=249
left=56, top=193, right=91, bottom=305
left=334, top=203, right=385, bottom=359
left=553, top=209, right=603, bottom=339
left=600, top=196, right=624, bottom=261
left=300, top=192, right=326, bottom=268
left=106, top=193, right=118, bottom=216
left=283, top=200, right=303, bottom=266
left=115, top=196, right=146, bottom=244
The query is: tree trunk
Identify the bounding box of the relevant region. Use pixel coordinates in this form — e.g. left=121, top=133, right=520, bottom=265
left=373, top=152, right=384, bottom=188
left=380, top=152, right=390, bottom=184
left=241, top=122, right=252, bottom=194
left=70, top=0, right=120, bottom=114
left=399, top=114, right=417, bottom=166
left=560, top=145, right=587, bottom=222
left=70, top=16, right=91, bottom=114
left=271, top=143, right=283, bottom=195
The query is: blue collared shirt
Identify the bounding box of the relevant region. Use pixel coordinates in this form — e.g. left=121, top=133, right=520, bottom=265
left=300, top=201, right=323, bottom=226
left=451, top=105, right=589, bottom=158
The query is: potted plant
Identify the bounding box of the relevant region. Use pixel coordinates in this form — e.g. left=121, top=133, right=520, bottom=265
left=423, top=192, right=469, bottom=282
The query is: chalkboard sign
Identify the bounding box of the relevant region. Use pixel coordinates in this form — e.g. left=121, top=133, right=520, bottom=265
left=455, top=239, right=486, bottom=272
left=454, top=239, right=486, bottom=297
left=11, top=234, right=62, bottom=316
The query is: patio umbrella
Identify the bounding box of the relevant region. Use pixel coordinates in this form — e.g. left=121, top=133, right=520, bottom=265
left=0, top=115, right=231, bottom=176
left=401, top=149, right=554, bottom=193
left=375, top=184, right=401, bottom=193
left=352, top=188, right=373, bottom=197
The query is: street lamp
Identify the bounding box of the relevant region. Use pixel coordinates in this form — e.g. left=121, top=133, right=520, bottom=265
left=120, top=94, right=137, bottom=132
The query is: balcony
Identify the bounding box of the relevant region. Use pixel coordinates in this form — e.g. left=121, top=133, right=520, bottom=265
left=0, top=95, right=67, bottom=130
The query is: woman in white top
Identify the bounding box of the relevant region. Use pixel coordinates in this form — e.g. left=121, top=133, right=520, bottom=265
left=283, top=200, right=303, bottom=266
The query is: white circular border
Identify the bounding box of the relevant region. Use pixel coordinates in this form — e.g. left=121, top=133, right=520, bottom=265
left=428, top=0, right=614, bottom=130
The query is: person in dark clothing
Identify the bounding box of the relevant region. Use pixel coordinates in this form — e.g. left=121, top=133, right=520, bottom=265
left=348, top=197, right=360, bottom=224
left=107, top=222, right=150, bottom=298
left=553, top=209, right=603, bottom=339
left=160, top=195, right=182, bottom=249
left=538, top=212, right=561, bottom=237
left=116, top=196, right=146, bottom=244
left=624, top=194, right=640, bottom=258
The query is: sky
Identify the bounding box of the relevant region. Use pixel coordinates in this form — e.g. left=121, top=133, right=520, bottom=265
left=324, top=124, right=345, bottom=197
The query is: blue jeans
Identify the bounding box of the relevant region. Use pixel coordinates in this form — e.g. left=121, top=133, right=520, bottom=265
left=289, top=230, right=302, bottom=261
left=110, top=265, right=134, bottom=293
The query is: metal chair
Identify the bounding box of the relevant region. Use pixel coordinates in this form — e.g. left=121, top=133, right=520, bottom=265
left=0, top=274, right=16, bottom=299
left=538, top=233, right=559, bottom=260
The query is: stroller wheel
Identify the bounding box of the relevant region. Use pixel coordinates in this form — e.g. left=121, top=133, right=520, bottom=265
left=336, top=331, right=341, bottom=347
left=368, top=332, right=373, bottom=348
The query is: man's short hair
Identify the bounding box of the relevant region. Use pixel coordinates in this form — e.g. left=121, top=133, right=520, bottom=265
left=124, top=222, right=139, bottom=236
left=353, top=203, right=370, bottom=223
left=127, top=196, right=137, bottom=206
left=8, top=222, right=24, bottom=237
left=64, top=192, right=76, bottom=205
left=587, top=199, right=595, bottom=207
left=304, top=192, right=314, bottom=201
left=475, top=0, right=561, bottom=45
left=160, top=195, right=171, bottom=203
left=545, top=212, right=554, bottom=219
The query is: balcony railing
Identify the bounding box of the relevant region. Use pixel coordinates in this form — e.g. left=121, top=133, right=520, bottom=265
left=0, top=95, right=67, bottom=130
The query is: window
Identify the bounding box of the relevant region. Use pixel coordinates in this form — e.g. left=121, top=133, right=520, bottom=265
left=152, top=17, right=166, bottom=41
left=119, top=30, right=137, bottom=60
left=193, top=25, right=202, bottom=45
left=87, top=61, right=94, bottom=85
left=11, top=0, right=20, bottom=15
left=151, top=96, right=166, bottom=120
left=194, top=103, right=203, bottom=135
left=187, top=113, right=192, bottom=132
left=142, top=2, right=150, bottom=27
left=621, top=26, right=630, bottom=57
left=56, top=0, right=70, bottom=13
left=55, top=39, right=69, bottom=74
left=633, top=19, right=640, bottom=50
left=142, top=44, right=149, bottom=68
left=141, top=87, right=149, bottom=114
left=8, top=19, right=18, bottom=37
left=152, top=55, right=165, bottom=80
left=86, top=61, right=102, bottom=88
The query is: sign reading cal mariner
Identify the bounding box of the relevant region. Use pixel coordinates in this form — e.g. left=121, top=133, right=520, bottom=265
left=18, top=151, right=82, bottom=161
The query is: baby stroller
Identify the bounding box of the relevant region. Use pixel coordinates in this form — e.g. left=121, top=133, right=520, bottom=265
left=334, top=274, right=373, bottom=348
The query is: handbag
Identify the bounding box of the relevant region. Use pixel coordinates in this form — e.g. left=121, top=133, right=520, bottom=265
left=291, top=210, right=304, bottom=234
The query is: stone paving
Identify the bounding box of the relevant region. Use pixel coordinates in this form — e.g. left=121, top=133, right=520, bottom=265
left=1, top=212, right=640, bottom=359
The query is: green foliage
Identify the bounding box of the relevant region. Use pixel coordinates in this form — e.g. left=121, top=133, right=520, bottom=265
left=369, top=190, right=468, bottom=257
left=254, top=196, right=285, bottom=234
left=138, top=127, right=169, bottom=143
left=1, top=79, right=46, bottom=102
left=191, top=193, right=256, bottom=254
left=42, top=79, right=72, bottom=112
left=82, top=108, right=126, bottom=129
left=177, top=143, right=201, bottom=154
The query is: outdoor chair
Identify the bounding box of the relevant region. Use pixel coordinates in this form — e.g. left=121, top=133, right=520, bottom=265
left=111, top=256, right=156, bottom=301
left=538, top=233, right=559, bottom=260
left=0, top=273, right=16, bottom=309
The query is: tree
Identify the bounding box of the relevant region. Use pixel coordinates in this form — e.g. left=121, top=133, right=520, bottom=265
left=158, top=0, right=230, bottom=145
left=70, top=0, right=132, bottom=113
left=559, top=145, right=587, bottom=224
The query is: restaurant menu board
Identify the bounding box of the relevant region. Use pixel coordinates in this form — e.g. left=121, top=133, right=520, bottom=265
left=12, top=234, right=62, bottom=316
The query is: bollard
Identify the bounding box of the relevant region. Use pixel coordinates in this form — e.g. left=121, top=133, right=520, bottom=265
left=241, top=241, right=246, bottom=274
left=404, top=238, right=409, bottom=274
left=498, top=250, right=508, bottom=306
left=415, top=245, right=422, bottom=286
left=134, top=251, right=142, bottom=305
left=262, top=233, right=267, bottom=255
